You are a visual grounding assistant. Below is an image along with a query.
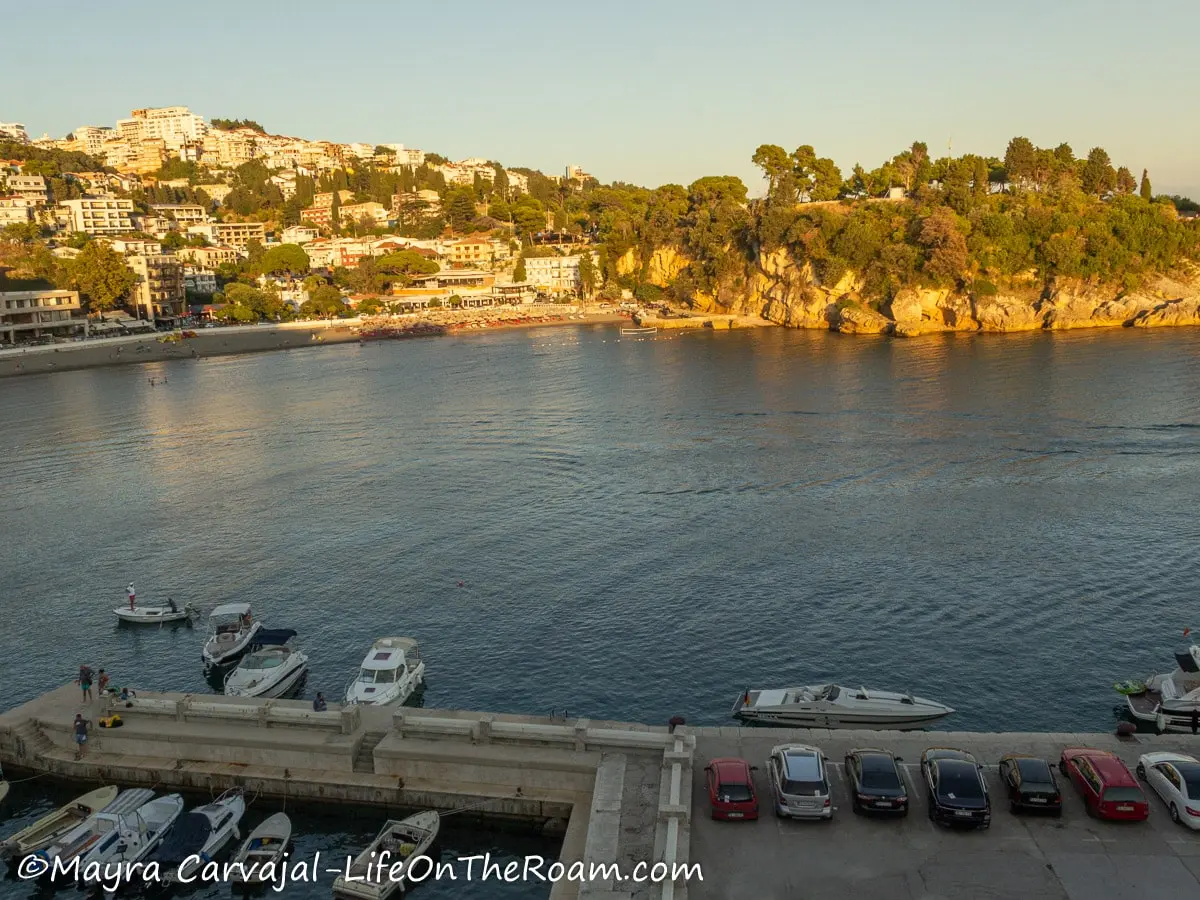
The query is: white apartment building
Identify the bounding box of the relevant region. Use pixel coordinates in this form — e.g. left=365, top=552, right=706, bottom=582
left=59, top=198, right=136, bottom=235
left=0, top=289, right=84, bottom=343
left=4, top=174, right=49, bottom=204
left=0, top=197, right=35, bottom=226
left=281, top=225, right=319, bottom=245
left=505, top=170, right=529, bottom=194
left=202, top=129, right=258, bottom=167
left=186, top=221, right=266, bottom=250
left=128, top=253, right=186, bottom=320
left=524, top=253, right=598, bottom=294
left=116, top=106, right=207, bottom=151
left=177, top=245, right=241, bottom=267
left=71, top=125, right=114, bottom=155
left=183, top=265, right=217, bottom=295
left=0, top=122, right=29, bottom=142
left=150, top=204, right=209, bottom=225
left=377, top=144, right=425, bottom=168
left=101, top=237, right=163, bottom=256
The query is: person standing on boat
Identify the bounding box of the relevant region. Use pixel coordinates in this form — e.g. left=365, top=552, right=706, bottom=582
left=127, top=582, right=136, bottom=611
left=167, top=597, right=178, bottom=613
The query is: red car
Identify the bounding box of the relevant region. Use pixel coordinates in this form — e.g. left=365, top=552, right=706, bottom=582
left=705, top=757, right=759, bottom=820
left=1059, top=749, right=1149, bottom=821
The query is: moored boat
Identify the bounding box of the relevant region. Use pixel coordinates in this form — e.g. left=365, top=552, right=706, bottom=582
left=0, top=785, right=118, bottom=859
left=1122, top=645, right=1200, bottom=732
left=344, top=637, right=425, bottom=706
left=620, top=326, right=657, bottom=335
left=732, top=683, right=954, bottom=729
left=202, top=602, right=263, bottom=671
left=224, top=631, right=307, bottom=698
left=332, top=811, right=439, bottom=900
left=34, top=788, right=158, bottom=877
left=228, top=812, right=291, bottom=884
left=148, top=788, right=245, bottom=883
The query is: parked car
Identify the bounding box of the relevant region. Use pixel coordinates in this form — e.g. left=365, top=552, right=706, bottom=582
left=1059, top=749, right=1148, bottom=821
left=767, top=744, right=832, bottom=820
left=999, top=754, right=1063, bottom=815
left=921, top=748, right=991, bottom=828
left=1136, top=752, right=1200, bottom=829
left=845, top=748, right=908, bottom=816
left=704, top=757, right=759, bottom=821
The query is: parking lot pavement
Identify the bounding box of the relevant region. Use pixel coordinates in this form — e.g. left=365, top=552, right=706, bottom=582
left=689, top=729, right=1200, bottom=900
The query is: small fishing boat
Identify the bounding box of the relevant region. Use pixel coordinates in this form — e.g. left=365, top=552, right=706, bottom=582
left=34, top=788, right=157, bottom=875
left=332, top=811, right=440, bottom=900
left=0, top=785, right=118, bottom=859
left=620, top=326, right=657, bottom=336
left=732, top=683, right=954, bottom=729
left=113, top=601, right=197, bottom=624
left=149, top=789, right=245, bottom=883
left=228, top=812, right=291, bottom=884
left=345, top=637, right=426, bottom=707
left=224, top=631, right=308, bottom=698
left=202, top=602, right=263, bottom=671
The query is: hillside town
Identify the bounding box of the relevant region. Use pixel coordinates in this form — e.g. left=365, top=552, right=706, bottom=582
left=0, top=109, right=603, bottom=345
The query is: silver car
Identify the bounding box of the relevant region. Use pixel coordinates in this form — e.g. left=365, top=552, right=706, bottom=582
left=768, top=743, right=833, bottom=819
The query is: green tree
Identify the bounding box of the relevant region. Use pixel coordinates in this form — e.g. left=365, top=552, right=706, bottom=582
left=1080, top=147, right=1116, bottom=196
left=1140, top=169, right=1153, bottom=201
left=447, top=190, right=477, bottom=232
left=918, top=207, right=968, bottom=285
left=1115, top=167, right=1137, bottom=195
left=1004, top=137, right=1036, bottom=188
left=329, top=189, right=341, bottom=235
left=62, top=242, right=138, bottom=314
left=301, top=283, right=346, bottom=318
left=260, top=243, right=311, bottom=276
left=513, top=254, right=527, bottom=282
left=578, top=251, right=597, bottom=297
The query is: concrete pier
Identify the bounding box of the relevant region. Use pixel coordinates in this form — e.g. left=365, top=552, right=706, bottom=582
left=4, top=686, right=1200, bottom=899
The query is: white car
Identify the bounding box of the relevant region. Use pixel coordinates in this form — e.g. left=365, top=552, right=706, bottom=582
left=1136, top=752, right=1200, bottom=829
left=767, top=744, right=832, bottom=820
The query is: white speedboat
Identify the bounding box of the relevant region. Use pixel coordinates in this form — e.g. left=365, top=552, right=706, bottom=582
left=732, top=683, right=954, bottom=729
left=345, top=637, right=426, bottom=706
left=228, top=812, right=291, bottom=884
left=38, top=791, right=183, bottom=881
left=1124, top=645, right=1200, bottom=732
left=149, top=789, right=245, bottom=882
left=113, top=601, right=197, bottom=624
left=225, top=633, right=308, bottom=698
left=33, top=788, right=155, bottom=875
left=332, top=811, right=439, bottom=900
left=202, top=602, right=263, bottom=671
left=0, top=785, right=118, bottom=859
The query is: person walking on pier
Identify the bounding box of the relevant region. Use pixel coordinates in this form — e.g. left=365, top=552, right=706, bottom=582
left=73, top=714, right=89, bottom=759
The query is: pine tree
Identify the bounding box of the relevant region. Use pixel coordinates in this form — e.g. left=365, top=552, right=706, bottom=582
left=513, top=255, right=527, bottom=283
left=329, top=189, right=341, bottom=235
left=1140, top=169, right=1153, bottom=201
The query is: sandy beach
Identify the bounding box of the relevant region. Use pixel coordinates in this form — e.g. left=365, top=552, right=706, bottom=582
left=0, top=308, right=629, bottom=379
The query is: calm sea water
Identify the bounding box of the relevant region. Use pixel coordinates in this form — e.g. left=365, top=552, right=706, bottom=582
left=2, top=324, right=1200, bottom=892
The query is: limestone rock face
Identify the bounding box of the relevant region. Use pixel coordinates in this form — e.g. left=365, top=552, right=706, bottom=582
left=1131, top=297, right=1200, bottom=328
left=835, top=305, right=892, bottom=334
left=615, top=247, right=689, bottom=287
left=973, top=296, right=1043, bottom=332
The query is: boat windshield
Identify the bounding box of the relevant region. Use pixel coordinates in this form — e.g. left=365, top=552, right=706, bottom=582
left=358, top=667, right=399, bottom=684
left=244, top=653, right=284, bottom=670
left=822, top=685, right=840, bottom=701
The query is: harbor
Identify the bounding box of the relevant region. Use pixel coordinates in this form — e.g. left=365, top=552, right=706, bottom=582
left=3, top=683, right=1200, bottom=899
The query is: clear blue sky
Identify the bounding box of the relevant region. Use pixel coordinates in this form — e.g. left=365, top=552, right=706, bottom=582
left=4, top=0, right=1198, bottom=198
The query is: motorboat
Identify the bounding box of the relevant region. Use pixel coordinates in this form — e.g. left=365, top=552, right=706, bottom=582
left=148, top=788, right=245, bottom=883
left=1123, top=645, right=1200, bottom=733
left=332, top=811, right=440, bottom=900
left=0, top=785, right=118, bottom=859
left=37, top=791, right=184, bottom=880
left=113, top=600, right=197, bottom=624
left=228, top=812, right=291, bottom=884
left=201, top=602, right=263, bottom=671
left=621, top=326, right=657, bottom=336
left=224, top=631, right=308, bottom=698
left=32, top=788, right=154, bottom=874
left=732, top=683, right=954, bottom=729
left=344, top=637, right=426, bottom=706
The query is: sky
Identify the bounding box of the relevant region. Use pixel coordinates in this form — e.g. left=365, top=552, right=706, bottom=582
left=3, top=0, right=1198, bottom=198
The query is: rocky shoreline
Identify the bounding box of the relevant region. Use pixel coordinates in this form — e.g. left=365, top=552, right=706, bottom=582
left=673, top=248, right=1200, bottom=336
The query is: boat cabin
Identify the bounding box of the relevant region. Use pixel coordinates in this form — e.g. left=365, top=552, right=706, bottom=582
left=355, top=639, right=420, bottom=686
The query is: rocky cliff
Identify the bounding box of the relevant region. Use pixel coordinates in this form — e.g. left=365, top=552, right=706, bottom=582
left=649, top=245, right=1200, bottom=336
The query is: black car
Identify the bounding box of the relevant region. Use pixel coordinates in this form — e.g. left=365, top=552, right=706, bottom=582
left=921, top=748, right=991, bottom=828
left=845, top=748, right=909, bottom=815
left=999, top=754, right=1063, bottom=815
